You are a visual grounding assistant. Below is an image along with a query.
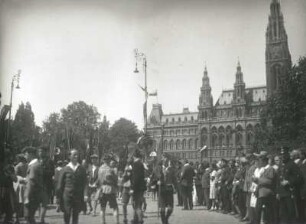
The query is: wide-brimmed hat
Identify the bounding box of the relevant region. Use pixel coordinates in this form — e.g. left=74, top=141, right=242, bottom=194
left=90, top=154, right=98, bottom=159
left=254, top=151, right=268, bottom=158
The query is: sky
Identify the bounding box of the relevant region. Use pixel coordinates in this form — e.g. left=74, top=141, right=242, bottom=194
left=0, top=0, right=306, bottom=130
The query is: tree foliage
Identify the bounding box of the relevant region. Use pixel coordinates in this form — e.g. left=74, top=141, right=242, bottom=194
left=258, top=57, right=306, bottom=150
left=11, top=102, right=41, bottom=153
left=109, top=118, right=139, bottom=157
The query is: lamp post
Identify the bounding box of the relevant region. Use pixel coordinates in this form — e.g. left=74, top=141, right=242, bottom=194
left=134, top=49, right=148, bottom=134
left=6, top=70, right=21, bottom=148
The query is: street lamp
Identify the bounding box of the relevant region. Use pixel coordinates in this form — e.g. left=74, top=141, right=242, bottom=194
left=134, top=49, right=148, bottom=134
left=6, top=70, right=21, bottom=147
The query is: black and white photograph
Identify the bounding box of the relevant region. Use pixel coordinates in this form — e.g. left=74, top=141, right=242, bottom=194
left=1, top=0, right=306, bottom=223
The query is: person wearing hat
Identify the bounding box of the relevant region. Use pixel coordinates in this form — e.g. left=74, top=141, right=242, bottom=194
left=277, top=147, right=303, bottom=224
left=131, top=148, right=146, bottom=224
left=155, top=153, right=177, bottom=224
left=37, top=146, right=55, bottom=224
left=23, top=146, right=43, bottom=224
left=97, top=154, right=119, bottom=224
left=121, top=160, right=133, bottom=224
left=219, top=158, right=232, bottom=214
left=87, top=154, right=99, bottom=216
left=56, top=149, right=88, bottom=224
left=252, top=151, right=277, bottom=224
left=180, top=159, right=195, bottom=210
left=14, top=154, right=28, bottom=222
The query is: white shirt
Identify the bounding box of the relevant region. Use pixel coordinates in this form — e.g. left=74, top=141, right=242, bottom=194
left=67, top=162, right=80, bottom=172
left=92, top=165, right=97, bottom=177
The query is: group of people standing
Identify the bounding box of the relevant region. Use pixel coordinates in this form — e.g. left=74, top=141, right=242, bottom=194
left=175, top=147, right=306, bottom=224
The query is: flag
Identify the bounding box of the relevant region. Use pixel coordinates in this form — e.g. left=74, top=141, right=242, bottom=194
left=0, top=105, right=10, bottom=121
left=149, top=90, right=158, bottom=96
left=199, top=145, right=207, bottom=153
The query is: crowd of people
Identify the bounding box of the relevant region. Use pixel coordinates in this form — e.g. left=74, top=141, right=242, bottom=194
left=1, top=145, right=306, bottom=224
left=173, top=147, right=306, bottom=224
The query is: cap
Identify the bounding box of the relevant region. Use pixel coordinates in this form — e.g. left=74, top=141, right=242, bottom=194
left=103, top=154, right=113, bottom=162
left=253, top=151, right=268, bottom=158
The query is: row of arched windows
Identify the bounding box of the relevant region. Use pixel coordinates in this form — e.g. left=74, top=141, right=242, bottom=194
left=163, top=138, right=199, bottom=151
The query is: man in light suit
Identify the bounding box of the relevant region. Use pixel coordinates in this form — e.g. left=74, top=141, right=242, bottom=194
left=23, top=146, right=43, bottom=224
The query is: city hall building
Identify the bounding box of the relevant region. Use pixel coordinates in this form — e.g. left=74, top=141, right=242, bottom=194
left=146, top=0, right=292, bottom=162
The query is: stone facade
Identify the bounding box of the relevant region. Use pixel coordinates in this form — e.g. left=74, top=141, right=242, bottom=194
left=146, top=0, right=292, bottom=162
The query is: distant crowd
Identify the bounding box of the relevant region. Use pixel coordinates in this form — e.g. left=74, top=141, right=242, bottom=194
left=1, top=145, right=306, bottom=224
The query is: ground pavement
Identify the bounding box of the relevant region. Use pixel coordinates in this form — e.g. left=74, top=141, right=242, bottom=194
left=41, top=196, right=238, bottom=224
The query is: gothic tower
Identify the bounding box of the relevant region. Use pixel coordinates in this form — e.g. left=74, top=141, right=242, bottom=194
left=233, top=61, right=246, bottom=117
left=198, top=65, right=213, bottom=120
left=266, top=0, right=292, bottom=97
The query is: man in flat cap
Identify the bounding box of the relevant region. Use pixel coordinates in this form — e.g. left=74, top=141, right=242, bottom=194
left=87, top=154, right=99, bottom=216
left=277, top=147, right=303, bottom=224
left=23, top=146, right=43, bottom=224
left=98, top=154, right=119, bottom=224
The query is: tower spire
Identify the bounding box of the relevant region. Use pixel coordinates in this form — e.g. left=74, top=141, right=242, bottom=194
left=266, top=0, right=291, bottom=97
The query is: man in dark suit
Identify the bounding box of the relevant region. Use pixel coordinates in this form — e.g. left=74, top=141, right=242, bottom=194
left=57, top=149, right=88, bottom=224
left=23, top=146, right=43, bottom=224
left=180, top=160, right=195, bottom=210
left=131, top=148, right=146, bottom=224
left=277, top=147, right=303, bottom=224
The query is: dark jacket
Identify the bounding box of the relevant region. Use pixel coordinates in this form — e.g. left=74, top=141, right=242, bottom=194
left=56, top=165, right=88, bottom=204
left=277, top=160, right=303, bottom=198
left=132, top=159, right=146, bottom=192
left=180, top=163, right=195, bottom=187
left=201, top=172, right=210, bottom=188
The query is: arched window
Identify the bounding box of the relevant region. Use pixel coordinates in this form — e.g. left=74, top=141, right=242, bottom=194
left=201, top=128, right=208, bottom=147
left=188, top=139, right=193, bottom=149
left=184, top=117, right=187, bottom=122
left=195, top=139, right=198, bottom=149
left=226, top=126, right=232, bottom=147
left=163, top=140, right=168, bottom=150
left=170, top=140, right=174, bottom=150
left=176, top=139, right=181, bottom=150
left=182, top=139, right=187, bottom=149
left=172, top=118, right=175, bottom=123
left=178, top=117, right=181, bottom=122
left=191, top=116, right=194, bottom=122
left=212, top=134, right=218, bottom=148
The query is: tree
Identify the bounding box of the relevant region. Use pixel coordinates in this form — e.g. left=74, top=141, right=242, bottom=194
left=258, top=56, right=306, bottom=150
left=109, top=118, right=139, bottom=158
left=11, top=102, right=40, bottom=153
left=61, top=101, right=100, bottom=160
